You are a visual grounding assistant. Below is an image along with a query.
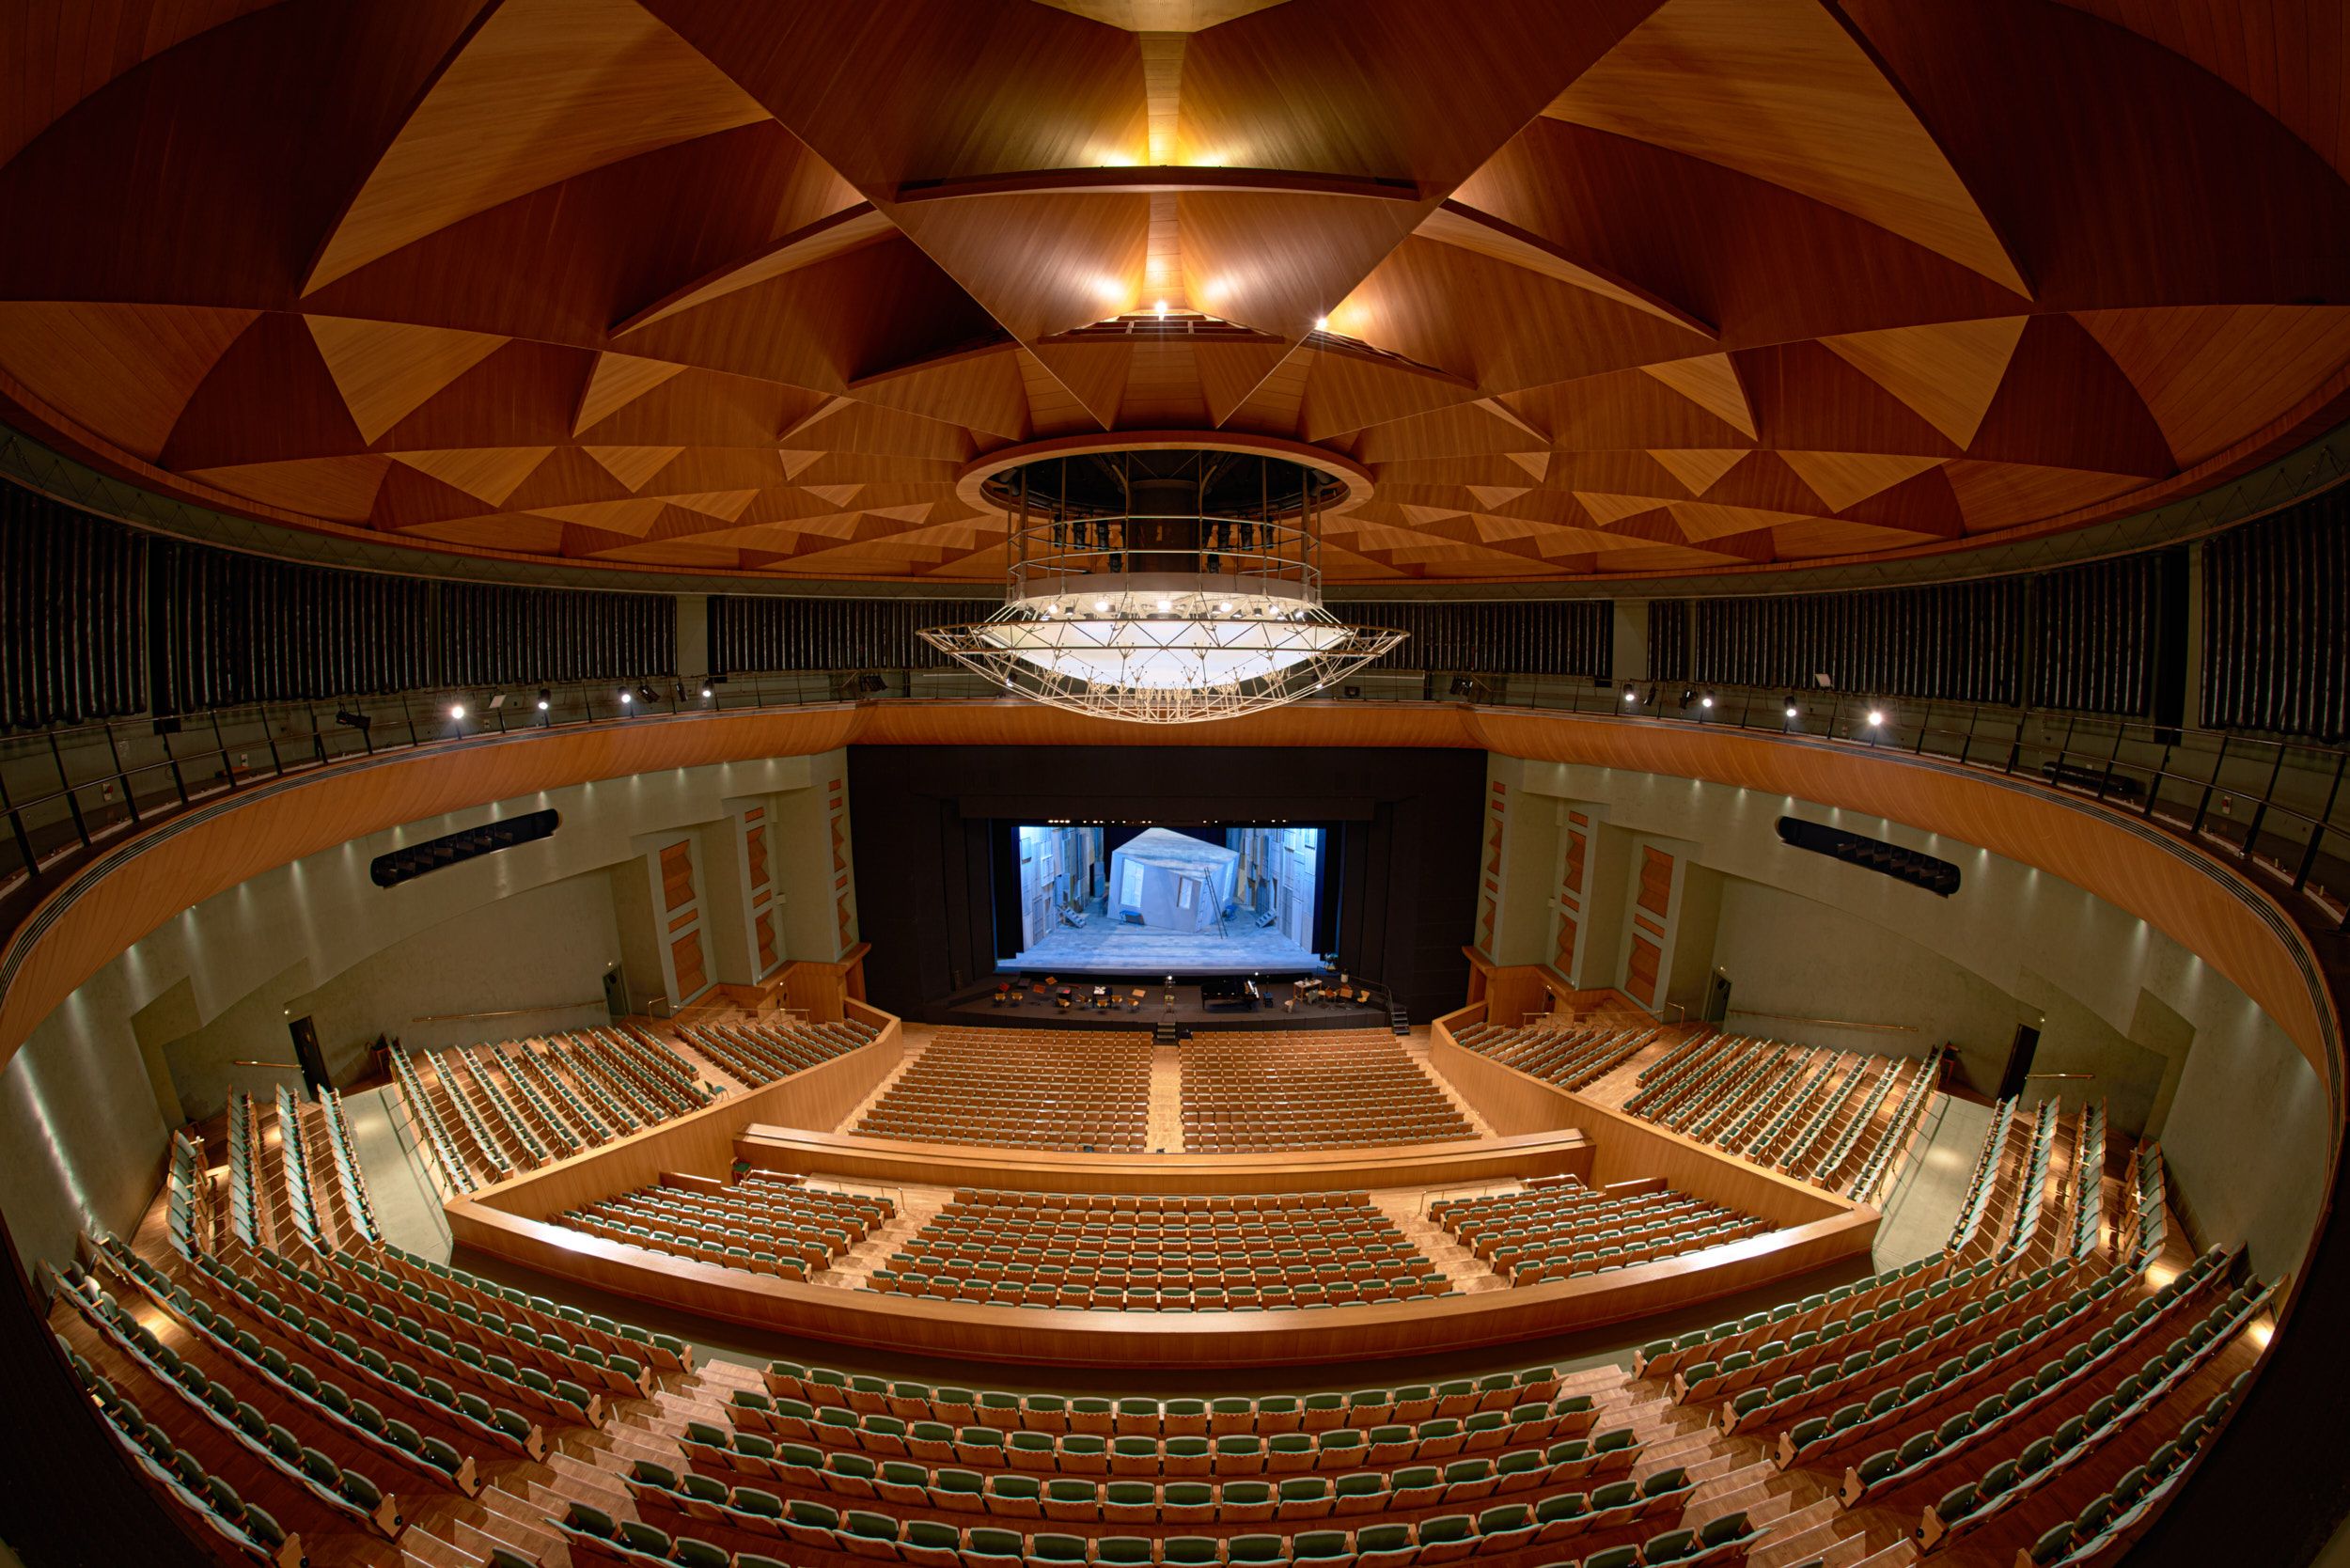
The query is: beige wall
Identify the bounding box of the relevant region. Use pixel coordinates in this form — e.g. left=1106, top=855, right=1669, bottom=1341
left=0, top=749, right=838, bottom=1275
left=1500, top=753, right=2328, bottom=1280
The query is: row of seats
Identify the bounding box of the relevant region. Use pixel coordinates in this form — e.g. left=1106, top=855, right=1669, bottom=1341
left=760, top=1367, right=1572, bottom=1435
left=558, top=1175, right=895, bottom=1279
left=2021, top=1377, right=2240, bottom=1565
left=167, top=1127, right=218, bottom=1260
left=1916, top=1281, right=2268, bottom=1554
left=51, top=1264, right=404, bottom=1538
left=1842, top=1241, right=2247, bottom=1513
left=1180, top=1035, right=1471, bottom=1152
left=1620, top=1035, right=1937, bottom=1202
left=2125, top=1142, right=2166, bottom=1266
left=1945, top=1100, right=2021, bottom=1257
left=1440, top=1019, right=1660, bottom=1095
left=558, top=1490, right=1766, bottom=1568
left=390, top=1043, right=486, bottom=1192
left=1836, top=1048, right=1942, bottom=1205
left=680, top=1015, right=877, bottom=1090
left=317, top=1089, right=382, bottom=1247
left=1634, top=1253, right=1952, bottom=1382
left=675, top=1427, right=1640, bottom=1517
left=96, top=1231, right=544, bottom=1466
left=2071, top=1104, right=2107, bottom=1266
left=599, top=1024, right=722, bottom=1117
left=873, top=1191, right=1441, bottom=1311
left=858, top=1030, right=1153, bottom=1152
left=1430, top=1181, right=1770, bottom=1286
left=724, top=1395, right=1603, bottom=1474
left=63, top=1340, right=304, bottom=1568
left=271, top=1087, right=329, bottom=1250
left=1769, top=1255, right=2169, bottom=1468
left=226, top=1090, right=264, bottom=1247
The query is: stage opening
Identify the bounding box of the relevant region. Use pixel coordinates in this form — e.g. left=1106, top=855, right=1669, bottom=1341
left=996, top=823, right=1335, bottom=977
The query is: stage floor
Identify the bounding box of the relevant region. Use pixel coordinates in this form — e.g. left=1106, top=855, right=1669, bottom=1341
left=1000, top=918, right=1322, bottom=977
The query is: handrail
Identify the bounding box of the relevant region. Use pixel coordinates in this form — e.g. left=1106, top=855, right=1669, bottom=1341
left=411, top=1001, right=603, bottom=1023
left=1724, top=1009, right=1920, bottom=1034
left=1, top=666, right=2345, bottom=933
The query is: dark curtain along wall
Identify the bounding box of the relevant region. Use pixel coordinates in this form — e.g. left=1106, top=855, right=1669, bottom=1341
left=0, top=481, right=147, bottom=729
left=3, top=481, right=674, bottom=723
left=1692, top=579, right=2026, bottom=704
left=149, top=538, right=438, bottom=713
left=436, top=582, right=673, bottom=686
left=1324, top=600, right=1612, bottom=676
left=2203, top=493, right=2350, bottom=742
left=1647, top=599, right=1690, bottom=683
left=2029, top=553, right=2170, bottom=718
left=847, top=745, right=1485, bottom=1024
left=707, top=595, right=997, bottom=674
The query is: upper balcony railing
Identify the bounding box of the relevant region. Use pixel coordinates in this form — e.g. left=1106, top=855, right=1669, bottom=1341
left=1, top=665, right=2342, bottom=932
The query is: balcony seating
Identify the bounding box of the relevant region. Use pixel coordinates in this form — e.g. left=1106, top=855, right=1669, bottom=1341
left=681, top=1016, right=879, bottom=1090
left=392, top=1027, right=723, bottom=1190
left=1428, top=1180, right=1771, bottom=1285
left=1443, top=1020, right=1663, bottom=1094
left=1620, top=1036, right=1939, bottom=1200
left=870, top=1191, right=1444, bottom=1310
left=557, top=1173, right=897, bottom=1279
left=1180, top=1034, right=1470, bottom=1151
left=857, top=1031, right=1153, bottom=1152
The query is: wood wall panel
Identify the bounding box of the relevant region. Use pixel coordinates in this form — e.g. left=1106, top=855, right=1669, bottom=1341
left=1626, top=933, right=1661, bottom=1005
left=670, top=928, right=707, bottom=997
left=731, top=1125, right=1591, bottom=1199
left=1637, top=844, right=1673, bottom=917
left=659, top=840, right=696, bottom=911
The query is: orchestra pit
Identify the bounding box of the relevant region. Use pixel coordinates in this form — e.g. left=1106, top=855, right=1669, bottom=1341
left=0, top=6, right=2346, bottom=1568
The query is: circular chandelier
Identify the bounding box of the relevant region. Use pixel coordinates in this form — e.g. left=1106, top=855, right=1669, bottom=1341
left=920, top=441, right=1405, bottom=723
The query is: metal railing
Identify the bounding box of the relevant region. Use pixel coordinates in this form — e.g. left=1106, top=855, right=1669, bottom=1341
left=2, top=666, right=2344, bottom=931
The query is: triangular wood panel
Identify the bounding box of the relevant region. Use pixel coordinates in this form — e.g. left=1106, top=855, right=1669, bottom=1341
left=306, top=315, right=509, bottom=445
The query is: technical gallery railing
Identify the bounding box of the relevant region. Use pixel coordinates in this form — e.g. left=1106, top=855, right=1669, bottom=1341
left=0, top=666, right=2343, bottom=932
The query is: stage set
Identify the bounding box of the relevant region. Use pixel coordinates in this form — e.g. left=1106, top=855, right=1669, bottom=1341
left=1002, top=825, right=1324, bottom=977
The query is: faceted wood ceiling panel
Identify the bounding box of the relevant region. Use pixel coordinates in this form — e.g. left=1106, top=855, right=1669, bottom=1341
left=3, top=0, right=2350, bottom=583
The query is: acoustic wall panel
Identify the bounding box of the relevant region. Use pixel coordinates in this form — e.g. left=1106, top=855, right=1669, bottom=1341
left=2203, top=493, right=2349, bottom=741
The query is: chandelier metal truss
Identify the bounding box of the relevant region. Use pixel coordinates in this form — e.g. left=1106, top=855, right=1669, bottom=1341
left=920, top=442, right=1406, bottom=724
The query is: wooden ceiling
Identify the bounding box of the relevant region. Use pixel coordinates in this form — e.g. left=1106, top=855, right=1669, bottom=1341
left=5, top=0, right=2350, bottom=584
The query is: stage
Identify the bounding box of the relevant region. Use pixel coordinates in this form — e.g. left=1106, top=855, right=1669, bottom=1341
left=998, top=917, right=1323, bottom=977
left=934, top=976, right=1393, bottom=1033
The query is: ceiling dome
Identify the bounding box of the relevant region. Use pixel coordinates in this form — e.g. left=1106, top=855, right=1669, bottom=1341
left=4, top=0, right=2348, bottom=584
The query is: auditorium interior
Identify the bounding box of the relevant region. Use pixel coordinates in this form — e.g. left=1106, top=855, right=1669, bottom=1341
left=2, top=5, right=2350, bottom=1568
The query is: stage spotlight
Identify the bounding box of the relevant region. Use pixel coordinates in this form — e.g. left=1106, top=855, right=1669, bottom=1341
left=448, top=702, right=465, bottom=720
left=1700, top=692, right=1715, bottom=709
left=637, top=683, right=659, bottom=706
left=619, top=689, right=633, bottom=705
left=1680, top=686, right=1695, bottom=705
left=334, top=708, right=371, bottom=732
left=1784, top=698, right=1799, bottom=718
left=1156, top=598, right=1171, bottom=612
left=1217, top=602, right=1232, bottom=614
left=700, top=683, right=713, bottom=698
left=1622, top=683, right=1637, bottom=704
left=1867, top=708, right=1886, bottom=726
left=536, top=688, right=551, bottom=711
left=1313, top=315, right=1328, bottom=332
left=1094, top=598, right=1111, bottom=612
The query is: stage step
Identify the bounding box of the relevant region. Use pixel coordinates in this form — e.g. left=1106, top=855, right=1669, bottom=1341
left=1390, top=999, right=1410, bottom=1035
left=1153, top=1019, right=1181, bottom=1045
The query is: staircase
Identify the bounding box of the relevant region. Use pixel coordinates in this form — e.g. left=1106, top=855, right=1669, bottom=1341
left=1389, top=996, right=1410, bottom=1035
